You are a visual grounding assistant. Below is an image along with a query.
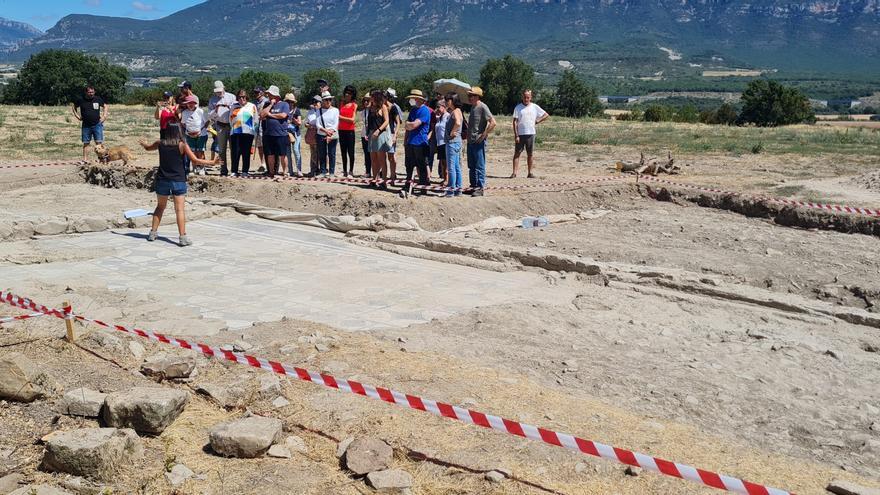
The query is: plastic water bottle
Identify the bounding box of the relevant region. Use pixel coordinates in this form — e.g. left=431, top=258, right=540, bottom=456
left=521, top=216, right=550, bottom=229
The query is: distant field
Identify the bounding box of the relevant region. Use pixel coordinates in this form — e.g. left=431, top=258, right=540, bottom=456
left=702, top=70, right=764, bottom=77
left=2, top=104, right=880, bottom=161
left=816, top=120, right=880, bottom=129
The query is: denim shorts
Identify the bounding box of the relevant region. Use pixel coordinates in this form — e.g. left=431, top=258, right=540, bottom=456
left=185, top=135, right=208, bottom=152
left=81, top=123, right=104, bottom=144
left=155, top=179, right=188, bottom=196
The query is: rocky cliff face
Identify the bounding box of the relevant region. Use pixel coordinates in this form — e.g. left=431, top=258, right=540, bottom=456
left=4, top=1, right=879, bottom=72
left=0, top=17, right=43, bottom=50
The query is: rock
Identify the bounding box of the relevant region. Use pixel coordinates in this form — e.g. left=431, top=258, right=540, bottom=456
left=485, top=470, right=506, bottom=483
left=9, top=485, right=73, bottom=495
left=862, top=439, right=880, bottom=454
left=574, top=462, right=587, bottom=474
left=128, top=341, right=145, bottom=360
left=366, top=469, right=413, bottom=492
left=315, top=343, right=330, bottom=352
left=102, top=387, right=189, bottom=434
left=0, top=352, right=59, bottom=402
left=140, top=353, right=196, bottom=381
left=827, top=479, right=880, bottom=495
left=336, top=437, right=354, bottom=458
left=0, top=473, right=24, bottom=494
left=57, top=476, right=106, bottom=495
left=34, top=220, right=68, bottom=236
left=279, top=344, right=298, bottom=354
left=284, top=435, right=308, bottom=454
left=85, top=332, right=122, bottom=352
left=196, top=380, right=251, bottom=408
left=625, top=466, right=642, bottom=476
left=165, top=463, right=194, bottom=487
left=684, top=395, right=700, bottom=406
left=870, top=421, right=880, bottom=432
left=258, top=375, right=281, bottom=398
left=41, top=428, right=143, bottom=480
left=61, top=388, right=106, bottom=417
left=232, top=341, right=253, bottom=352
left=266, top=445, right=291, bottom=458
left=344, top=437, right=393, bottom=475
left=272, top=396, right=290, bottom=408
left=209, top=416, right=283, bottom=458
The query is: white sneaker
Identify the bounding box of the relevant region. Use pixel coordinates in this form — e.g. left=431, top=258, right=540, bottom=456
left=178, top=235, right=192, bottom=247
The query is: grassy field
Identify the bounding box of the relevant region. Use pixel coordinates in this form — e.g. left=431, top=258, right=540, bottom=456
left=2, top=104, right=880, bottom=161
left=531, top=117, right=880, bottom=157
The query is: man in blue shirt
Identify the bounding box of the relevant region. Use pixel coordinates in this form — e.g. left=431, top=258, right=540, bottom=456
left=402, top=89, right=432, bottom=197
left=259, top=85, right=290, bottom=178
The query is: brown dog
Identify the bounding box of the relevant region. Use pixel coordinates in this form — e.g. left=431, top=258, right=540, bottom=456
left=94, top=143, right=133, bottom=166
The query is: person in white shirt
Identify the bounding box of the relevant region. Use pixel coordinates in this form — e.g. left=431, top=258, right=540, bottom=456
left=511, top=89, right=549, bottom=179
left=208, top=80, right=237, bottom=176
left=316, top=91, right=340, bottom=177
left=180, top=95, right=209, bottom=175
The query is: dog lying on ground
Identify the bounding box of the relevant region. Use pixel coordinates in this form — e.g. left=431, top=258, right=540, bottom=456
left=94, top=143, right=133, bottom=166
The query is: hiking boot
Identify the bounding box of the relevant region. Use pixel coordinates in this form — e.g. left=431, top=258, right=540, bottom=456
left=147, top=230, right=157, bottom=242
left=472, top=189, right=484, bottom=197
left=178, top=235, right=192, bottom=247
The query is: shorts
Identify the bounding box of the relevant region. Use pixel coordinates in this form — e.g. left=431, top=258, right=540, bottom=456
left=515, top=134, right=535, bottom=155
left=436, top=144, right=446, bottom=161
left=368, top=129, right=392, bottom=153
left=185, top=135, right=208, bottom=152
left=210, top=136, right=219, bottom=153
left=81, top=123, right=104, bottom=144
left=263, top=135, right=287, bottom=157
left=155, top=179, right=187, bottom=196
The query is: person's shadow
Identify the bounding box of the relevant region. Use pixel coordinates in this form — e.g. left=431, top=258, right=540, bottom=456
left=111, top=231, right=179, bottom=246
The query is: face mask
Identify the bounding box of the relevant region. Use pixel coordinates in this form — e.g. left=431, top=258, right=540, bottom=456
left=409, top=99, right=417, bottom=107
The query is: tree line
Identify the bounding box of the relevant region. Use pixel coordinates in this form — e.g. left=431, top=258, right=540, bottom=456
left=1, top=49, right=818, bottom=127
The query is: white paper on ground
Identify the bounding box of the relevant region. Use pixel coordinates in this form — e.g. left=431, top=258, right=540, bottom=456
left=123, top=208, right=152, bottom=219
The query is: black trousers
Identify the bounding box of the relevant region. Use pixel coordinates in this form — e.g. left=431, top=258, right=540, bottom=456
left=361, top=136, right=371, bottom=176
left=404, top=144, right=429, bottom=187
left=339, top=130, right=356, bottom=175
left=230, top=133, right=254, bottom=175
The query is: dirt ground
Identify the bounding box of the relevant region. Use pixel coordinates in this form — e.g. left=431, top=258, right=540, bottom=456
left=1, top=130, right=879, bottom=495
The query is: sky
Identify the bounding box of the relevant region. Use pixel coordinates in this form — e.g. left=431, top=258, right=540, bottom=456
left=0, top=0, right=204, bottom=31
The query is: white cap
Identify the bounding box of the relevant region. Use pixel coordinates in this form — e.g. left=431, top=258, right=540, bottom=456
left=213, top=80, right=225, bottom=93
left=386, top=88, right=397, bottom=98
left=267, top=85, right=280, bottom=97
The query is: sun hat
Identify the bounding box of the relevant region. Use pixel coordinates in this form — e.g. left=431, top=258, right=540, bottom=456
left=406, top=89, right=426, bottom=100
left=178, top=80, right=192, bottom=89
left=267, top=85, right=280, bottom=97
left=467, top=86, right=484, bottom=98
left=182, top=95, right=198, bottom=105
left=321, top=91, right=333, bottom=100
left=213, top=80, right=225, bottom=93
left=284, top=93, right=296, bottom=103
left=312, top=95, right=322, bottom=103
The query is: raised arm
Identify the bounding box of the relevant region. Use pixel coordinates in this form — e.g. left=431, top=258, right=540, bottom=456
left=139, top=139, right=160, bottom=151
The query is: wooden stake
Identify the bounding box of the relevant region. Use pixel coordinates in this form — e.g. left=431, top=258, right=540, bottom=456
left=63, top=300, right=74, bottom=342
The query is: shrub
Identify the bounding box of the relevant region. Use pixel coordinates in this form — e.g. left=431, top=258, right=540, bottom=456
left=478, top=55, right=540, bottom=114
left=740, top=80, right=815, bottom=127
left=644, top=105, right=673, bottom=122
left=2, top=49, right=129, bottom=105
left=553, top=70, right=603, bottom=118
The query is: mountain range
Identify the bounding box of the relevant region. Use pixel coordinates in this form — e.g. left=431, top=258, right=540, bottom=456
left=2, top=1, right=879, bottom=81
left=0, top=18, right=43, bottom=51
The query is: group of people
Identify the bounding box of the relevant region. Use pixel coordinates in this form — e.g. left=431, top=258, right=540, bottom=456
left=72, top=82, right=550, bottom=246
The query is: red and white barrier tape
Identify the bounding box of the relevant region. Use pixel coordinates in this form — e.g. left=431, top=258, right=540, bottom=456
left=0, top=312, right=47, bottom=324
left=232, top=172, right=628, bottom=194
left=638, top=176, right=880, bottom=218
left=0, top=290, right=792, bottom=495
left=0, top=160, right=86, bottom=170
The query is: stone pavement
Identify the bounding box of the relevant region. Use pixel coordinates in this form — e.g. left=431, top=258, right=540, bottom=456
left=1, top=217, right=562, bottom=333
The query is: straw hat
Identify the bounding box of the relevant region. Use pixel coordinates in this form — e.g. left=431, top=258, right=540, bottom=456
left=406, top=89, right=426, bottom=100
left=467, top=86, right=484, bottom=98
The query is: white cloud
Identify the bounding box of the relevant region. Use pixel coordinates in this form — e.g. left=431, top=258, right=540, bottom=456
left=131, top=1, right=157, bottom=12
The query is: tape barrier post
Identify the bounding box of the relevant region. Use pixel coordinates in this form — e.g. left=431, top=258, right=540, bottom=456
left=0, top=290, right=793, bottom=495
left=63, top=301, right=75, bottom=342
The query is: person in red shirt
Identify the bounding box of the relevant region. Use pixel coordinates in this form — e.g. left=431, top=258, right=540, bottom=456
left=338, top=85, right=358, bottom=178
left=154, top=91, right=179, bottom=138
